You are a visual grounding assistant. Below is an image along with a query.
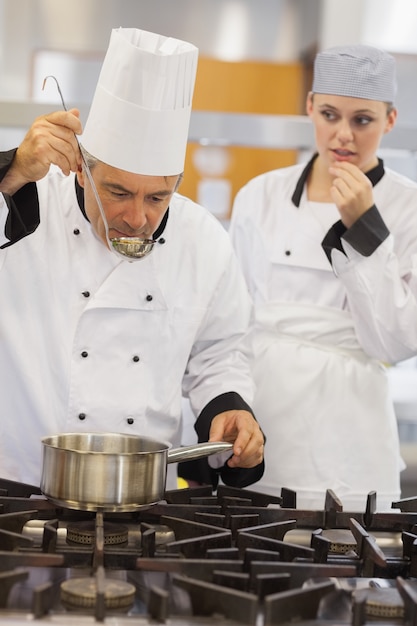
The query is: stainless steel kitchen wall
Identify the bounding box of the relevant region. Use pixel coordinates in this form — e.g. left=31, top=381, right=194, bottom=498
left=0, top=0, right=320, bottom=101
left=2, top=0, right=417, bottom=124
left=1, top=0, right=417, bottom=122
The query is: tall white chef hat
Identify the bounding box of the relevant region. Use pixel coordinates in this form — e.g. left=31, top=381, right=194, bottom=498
left=312, top=44, right=397, bottom=103
left=81, top=27, right=198, bottom=176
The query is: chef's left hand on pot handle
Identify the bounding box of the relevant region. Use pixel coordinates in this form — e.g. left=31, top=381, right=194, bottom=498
left=209, top=410, right=264, bottom=468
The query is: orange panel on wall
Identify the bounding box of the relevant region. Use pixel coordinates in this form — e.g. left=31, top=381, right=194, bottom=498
left=192, top=56, right=304, bottom=114
left=180, top=56, right=305, bottom=217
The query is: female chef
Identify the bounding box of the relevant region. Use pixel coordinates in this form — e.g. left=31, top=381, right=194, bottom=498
left=229, top=44, right=417, bottom=511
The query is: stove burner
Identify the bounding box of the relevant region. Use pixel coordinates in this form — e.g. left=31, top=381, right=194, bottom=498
left=61, top=577, right=135, bottom=611
left=354, top=587, right=405, bottom=619
left=66, top=520, right=129, bottom=545
left=320, top=529, right=357, bottom=554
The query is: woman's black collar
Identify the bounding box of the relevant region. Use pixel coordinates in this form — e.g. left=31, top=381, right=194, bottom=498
left=291, top=154, right=385, bottom=207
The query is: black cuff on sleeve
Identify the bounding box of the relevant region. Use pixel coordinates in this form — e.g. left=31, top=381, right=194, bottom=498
left=0, top=148, right=17, bottom=181
left=178, top=391, right=265, bottom=490
left=322, top=205, right=390, bottom=264
left=194, top=391, right=255, bottom=442
left=0, top=148, right=40, bottom=246
left=177, top=454, right=265, bottom=489
left=3, top=183, right=40, bottom=244
left=342, top=205, right=390, bottom=257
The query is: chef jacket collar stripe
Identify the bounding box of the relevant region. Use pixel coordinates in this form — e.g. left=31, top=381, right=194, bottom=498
left=153, top=209, right=169, bottom=240
left=74, top=177, right=169, bottom=239
left=291, top=153, right=385, bottom=207
left=291, top=154, right=317, bottom=207
left=75, top=177, right=85, bottom=215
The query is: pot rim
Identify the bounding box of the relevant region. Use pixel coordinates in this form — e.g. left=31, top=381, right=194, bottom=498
left=41, top=432, right=171, bottom=455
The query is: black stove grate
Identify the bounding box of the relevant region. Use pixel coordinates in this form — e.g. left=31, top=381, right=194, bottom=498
left=2, top=479, right=417, bottom=624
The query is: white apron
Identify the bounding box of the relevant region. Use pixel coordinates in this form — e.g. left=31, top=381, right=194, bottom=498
left=252, top=302, right=402, bottom=512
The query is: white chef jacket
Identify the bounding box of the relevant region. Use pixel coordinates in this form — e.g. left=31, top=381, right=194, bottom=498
left=229, top=157, right=417, bottom=511
left=0, top=164, right=256, bottom=490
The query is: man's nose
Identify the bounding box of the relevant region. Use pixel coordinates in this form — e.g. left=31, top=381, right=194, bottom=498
left=122, top=200, right=147, bottom=232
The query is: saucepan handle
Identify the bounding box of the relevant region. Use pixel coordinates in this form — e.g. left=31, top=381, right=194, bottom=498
left=167, top=441, right=233, bottom=464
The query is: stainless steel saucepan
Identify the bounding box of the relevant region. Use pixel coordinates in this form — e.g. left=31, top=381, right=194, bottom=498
left=40, top=432, right=233, bottom=512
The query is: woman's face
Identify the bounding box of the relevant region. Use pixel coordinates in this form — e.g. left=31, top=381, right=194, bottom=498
left=306, top=93, right=397, bottom=173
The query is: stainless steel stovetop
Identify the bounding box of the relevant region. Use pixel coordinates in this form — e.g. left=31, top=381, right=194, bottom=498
left=2, top=479, right=417, bottom=625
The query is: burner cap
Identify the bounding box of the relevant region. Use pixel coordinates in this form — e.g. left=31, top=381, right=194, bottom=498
left=320, top=529, right=357, bottom=554
left=61, top=577, right=135, bottom=610
left=66, top=521, right=129, bottom=545
left=353, top=587, right=404, bottom=619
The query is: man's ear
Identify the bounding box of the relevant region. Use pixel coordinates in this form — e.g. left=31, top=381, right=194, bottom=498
left=76, top=168, right=85, bottom=188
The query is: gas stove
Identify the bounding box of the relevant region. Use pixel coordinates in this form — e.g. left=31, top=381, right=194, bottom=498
left=2, top=478, right=417, bottom=625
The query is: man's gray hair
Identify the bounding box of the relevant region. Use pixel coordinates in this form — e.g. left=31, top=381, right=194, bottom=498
left=79, top=147, right=184, bottom=191
left=80, top=146, right=98, bottom=170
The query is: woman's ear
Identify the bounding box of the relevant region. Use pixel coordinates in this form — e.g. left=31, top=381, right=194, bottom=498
left=306, top=92, right=314, bottom=117
left=384, top=106, right=398, bottom=135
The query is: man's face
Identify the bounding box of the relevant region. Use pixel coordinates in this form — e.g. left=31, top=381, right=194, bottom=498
left=76, top=162, right=180, bottom=247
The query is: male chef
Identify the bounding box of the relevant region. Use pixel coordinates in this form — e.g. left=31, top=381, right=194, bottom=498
left=0, top=27, right=264, bottom=490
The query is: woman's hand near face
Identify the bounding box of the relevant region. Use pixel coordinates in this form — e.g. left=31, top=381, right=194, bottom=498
left=328, top=161, right=374, bottom=229
left=0, top=109, right=82, bottom=195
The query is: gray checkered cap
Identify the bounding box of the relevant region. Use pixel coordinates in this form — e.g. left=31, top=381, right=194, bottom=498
left=312, top=44, right=397, bottom=102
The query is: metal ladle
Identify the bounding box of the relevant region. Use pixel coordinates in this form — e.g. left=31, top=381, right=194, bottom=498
left=42, top=76, right=156, bottom=261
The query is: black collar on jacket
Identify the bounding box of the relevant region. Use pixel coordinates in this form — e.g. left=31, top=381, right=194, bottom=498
left=290, top=153, right=385, bottom=207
